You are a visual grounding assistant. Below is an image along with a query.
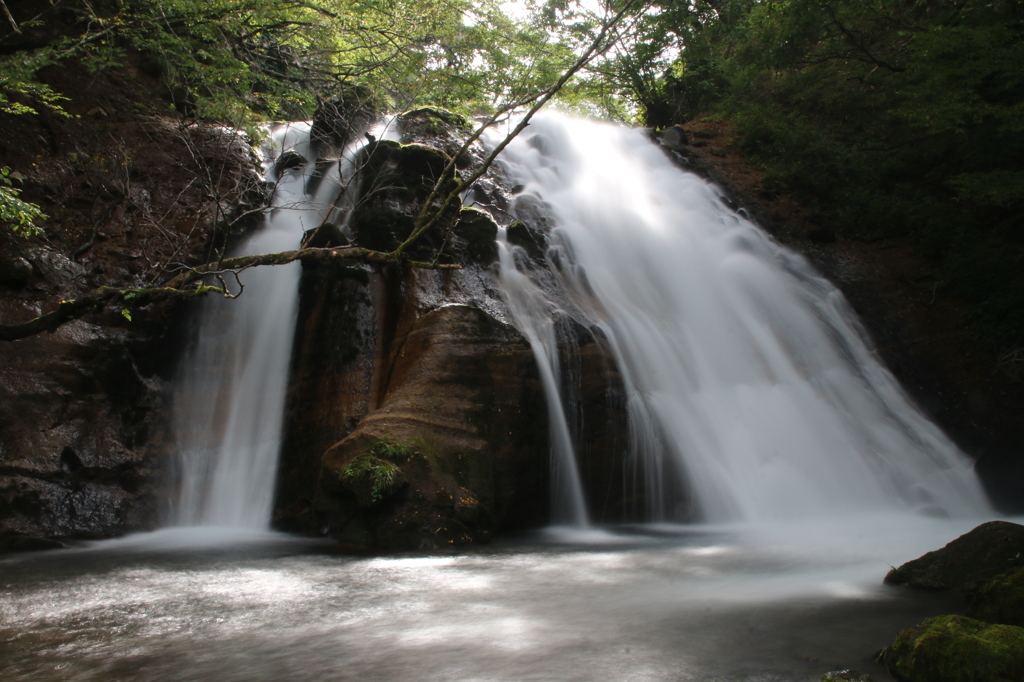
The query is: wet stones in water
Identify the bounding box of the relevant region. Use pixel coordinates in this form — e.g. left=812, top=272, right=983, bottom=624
left=507, top=221, right=545, bottom=261
left=661, top=125, right=689, bottom=151
left=881, top=615, right=1024, bottom=682
left=884, top=520, right=1024, bottom=591
left=275, top=150, right=305, bottom=176
left=511, top=192, right=556, bottom=233
left=820, top=671, right=879, bottom=682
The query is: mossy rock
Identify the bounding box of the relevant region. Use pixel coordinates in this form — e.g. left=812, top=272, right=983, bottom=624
left=323, top=437, right=410, bottom=509
left=397, top=142, right=453, bottom=178
left=454, top=207, right=498, bottom=263
left=967, top=567, right=1024, bottom=627
left=398, top=107, right=470, bottom=136
left=881, top=615, right=1024, bottom=682
left=350, top=140, right=458, bottom=254
left=506, top=220, right=545, bottom=260
left=884, top=521, right=1024, bottom=592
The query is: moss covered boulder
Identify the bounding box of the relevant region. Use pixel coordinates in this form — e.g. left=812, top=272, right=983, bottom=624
left=311, top=304, right=550, bottom=549
left=453, top=207, right=499, bottom=264
left=881, top=615, right=1024, bottom=682
left=967, top=567, right=1024, bottom=627
left=884, top=521, right=1024, bottom=591
left=349, top=139, right=459, bottom=256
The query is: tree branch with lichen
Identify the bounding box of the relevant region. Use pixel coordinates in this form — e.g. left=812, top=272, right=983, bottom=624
left=0, top=246, right=457, bottom=342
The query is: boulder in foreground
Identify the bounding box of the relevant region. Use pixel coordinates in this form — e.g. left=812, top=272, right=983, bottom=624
left=884, top=520, right=1024, bottom=591
left=881, top=614, right=1024, bottom=682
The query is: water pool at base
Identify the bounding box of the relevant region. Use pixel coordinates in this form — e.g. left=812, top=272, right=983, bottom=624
left=0, top=517, right=984, bottom=681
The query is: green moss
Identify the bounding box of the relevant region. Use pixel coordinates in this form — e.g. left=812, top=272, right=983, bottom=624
left=366, top=439, right=411, bottom=462
left=339, top=441, right=411, bottom=506
left=399, top=107, right=470, bottom=135
left=881, top=615, right=1024, bottom=682
left=967, top=567, right=1024, bottom=627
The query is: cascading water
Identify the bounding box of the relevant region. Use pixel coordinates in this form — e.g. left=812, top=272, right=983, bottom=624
left=492, top=113, right=991, bottom=524
left=170, top=122, right=362, bottom=528
left=497, top=244, right=590, bottom=526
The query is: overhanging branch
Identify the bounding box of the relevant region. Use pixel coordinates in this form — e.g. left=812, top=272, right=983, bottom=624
left=0, top=246, right=459, bottom=342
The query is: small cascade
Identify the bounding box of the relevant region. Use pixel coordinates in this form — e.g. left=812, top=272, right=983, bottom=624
left=170, top=122, right=365, bottom=528
left=497, top=236, right=589, bottom=526
left=491, top=113, right=991, bottom=524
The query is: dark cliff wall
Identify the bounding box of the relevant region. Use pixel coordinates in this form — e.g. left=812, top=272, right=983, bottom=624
left=0, top=59, right=260, bottom=545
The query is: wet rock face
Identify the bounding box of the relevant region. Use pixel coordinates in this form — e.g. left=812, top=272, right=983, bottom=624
left=275, top=258, right=632, bottom=546
left=0, top=319, right=168, bottom=540
left=274, top=108, right=637, bottom=547
left=0, top=57, right=261, bottom=543
left=310, top=303, right=549, bottom=548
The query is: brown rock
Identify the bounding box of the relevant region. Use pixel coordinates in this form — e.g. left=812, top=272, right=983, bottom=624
left=309, top=302, right=549, bottom=548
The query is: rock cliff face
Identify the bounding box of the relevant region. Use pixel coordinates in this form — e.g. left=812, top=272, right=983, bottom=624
left=273, top=109, right=629, bottom=547
left=0, top=59, right=261, bottom=545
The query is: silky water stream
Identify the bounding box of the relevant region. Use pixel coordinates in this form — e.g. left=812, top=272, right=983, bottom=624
left=0, top=115, right=1008, bottom=681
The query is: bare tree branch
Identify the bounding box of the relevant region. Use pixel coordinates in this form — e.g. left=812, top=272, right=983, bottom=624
left=392, top=0, right=644, bottom=258
left=0, top=246, right=458, bottom=342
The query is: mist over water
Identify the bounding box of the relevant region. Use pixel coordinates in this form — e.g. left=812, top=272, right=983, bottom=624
left=490, top=113, right=991, bottom=525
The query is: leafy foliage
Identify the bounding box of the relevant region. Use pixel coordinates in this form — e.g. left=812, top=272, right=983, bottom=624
left=0, top=167, right=45, bottom=237
left=341, top=440, right=412, bottom=503
left=614, top=0, right=1024, bottom=353
left=0, top=0, right=596, bottom=126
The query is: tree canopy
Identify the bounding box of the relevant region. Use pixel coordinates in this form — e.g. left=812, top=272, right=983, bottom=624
left=602, top=0, right=1024, bottom=355
left=2, top=0, right=1022, bottom=356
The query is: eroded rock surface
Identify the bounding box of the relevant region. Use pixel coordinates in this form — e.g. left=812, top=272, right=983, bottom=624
left=274, top=108, right=631, bottom=547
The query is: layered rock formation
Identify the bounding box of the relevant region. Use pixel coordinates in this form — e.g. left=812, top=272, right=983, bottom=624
left=273, top=108, right=629, bottom=547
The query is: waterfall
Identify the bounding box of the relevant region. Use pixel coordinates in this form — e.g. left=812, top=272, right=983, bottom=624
left=491, top=113, right=991, bottom=524
left=170, top=122, right=361, bottom=528
left=497, top=240, right=590, bottom=526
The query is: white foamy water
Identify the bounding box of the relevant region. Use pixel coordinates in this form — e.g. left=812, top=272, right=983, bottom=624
left=170, top=123, right=360, bottom=528
left=491, top=113, right=991, bottom=524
